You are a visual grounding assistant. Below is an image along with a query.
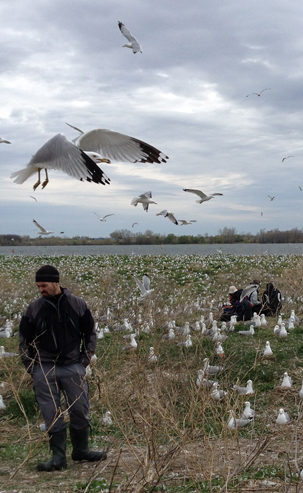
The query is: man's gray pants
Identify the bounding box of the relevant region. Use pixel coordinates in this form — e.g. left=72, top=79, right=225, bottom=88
left=32, top=362, right=90, bottom=433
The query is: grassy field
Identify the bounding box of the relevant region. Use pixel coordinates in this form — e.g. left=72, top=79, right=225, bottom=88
left=0, top=253, right=303, bottom=492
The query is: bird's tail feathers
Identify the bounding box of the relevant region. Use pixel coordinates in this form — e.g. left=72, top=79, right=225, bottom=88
left=10, top=168, right=36, bottom=184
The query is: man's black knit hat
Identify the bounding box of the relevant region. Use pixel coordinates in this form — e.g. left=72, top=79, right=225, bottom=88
left=36, top=265, right=60, bottom=283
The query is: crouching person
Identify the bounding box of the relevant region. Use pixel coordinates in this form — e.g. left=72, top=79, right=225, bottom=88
left=19, top=265, right=107, bottom=471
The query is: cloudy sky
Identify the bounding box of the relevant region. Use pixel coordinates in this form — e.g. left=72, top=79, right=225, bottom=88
left=1, top=0, right=303, bottom=239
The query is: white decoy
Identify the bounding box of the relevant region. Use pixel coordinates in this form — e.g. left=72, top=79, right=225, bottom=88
left=183, top=188, right=223, bottom=204
left=134, top=273, right=154, bottom=300
left=147, top=347, right=158, bottom=364
left=94, top=212, right=115, bottom=222
left=11, top=126, right=167, bottom=189
left=100, top=411, right=113, bottom=426
left=298, top=381, right=303, bottom=399
left=276, top=408, right=290, bottom=424
left=118, top=21, right=142, bottom=53
left=241, top=401, right=255, bottom=419
left=156, top=210, right=178, bottom=225
left=210, top=382, right=227, bottom=401
left=261, top=341, right=273, bottom=357
left=227, top=410, right=253, bottom=429
left=0, top=395, right=6, bottom=410
left=131, top=191, right=157, bottom=211
left=280, top=372, right=292, bottom=389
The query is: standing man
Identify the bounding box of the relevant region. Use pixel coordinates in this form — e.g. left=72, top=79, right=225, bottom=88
left=19, top=265, right=107, bottom=471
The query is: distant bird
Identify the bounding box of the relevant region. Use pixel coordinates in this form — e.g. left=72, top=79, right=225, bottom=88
left=162, top=328, right=175, bottom=341
left=261, top=341, right=273, bottom=357
left=260, top=314, right=268, bottom=326
left=0, top=395, right=6, bottom=410
left=33, top=219, right=64, bottom=236
left=11, top=125, right=168, bottom=189
left=123, top=333, right=137, bottom=350
left=0, top=138, right=11, bottom=144
left=196, top=369, right=215, bottom=389
left=210, top=382, right=227, bottom=401
left=100, top=411, right=113, bottom=426
left=147, top=347, right=158, bottom=364
left=280, top=372, right=292, bottom=389
left=278, top=323, right=288, bottom=338
left=30, top=195, right=37, bottom=202
left=203, top=358, right=224, bottom=375
left=299, top=186, right=302, bottom=191
left=227, top=410, right=253, bottom=429
left=118, top=21, right=142, bottom=53
left=0, top=346, right=18, bottom=357
left=238, top=325, right=254, bottom=336
left=178, top=219, right=197, bottom=226
left=241, top=401, right=255, bottom=419
left=298, top=381, right=303, bottom=399
left=246, top=88, right=270, bottom=97
left=132, top=222, right=139, bottom=227
left=276, top=408, right=290, bottom=424
left=134, top=273, right=154, bottom=300
left=268, top=195, right=275, bottom=201
left=232, top=380, right=254, bottom=395
left=131, top=191, right=157, bottom=211
left=156, top=210, right=178, bottom=225
left=183, top=189, right=223, bottom=204
left=282, top=156, right=294, bottom=162
left=94, top=212, right=115, bottom=222
left=178, top=334, right=193, bottom=347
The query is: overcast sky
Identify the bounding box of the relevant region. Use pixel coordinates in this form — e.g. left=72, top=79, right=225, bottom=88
left=1, top=0, right=303, bottom=239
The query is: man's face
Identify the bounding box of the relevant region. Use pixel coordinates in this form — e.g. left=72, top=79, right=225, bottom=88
left=36, top=282, right=61, bottom=297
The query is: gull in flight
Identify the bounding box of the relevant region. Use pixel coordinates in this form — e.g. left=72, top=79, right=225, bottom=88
left=132, top=222, right=139, bottom=228
left=30, top=195, right=37, bottom=202
left=0, top=138, right=11, bottom=144
left=183, top=189, right=223, bottom=204
left=268, top=195, right=275, bottom=201
left=156, top=210, right=178, bottom=225
left=133, top=273, right=154, bottom=300
left=282, top=155, right=294, bottom=162
left=11, top=123, right=168, bottom=190
left=118, top=21, right=142, bottom=54
left=178, top=219, right=197, bottom=226
left=94, top=212, right=115, bottom=222
left=33, top=219, right=64, bottom=236
left=246, top=88, right=271, bottom=97
left=131, top=191, right=157, bottom=211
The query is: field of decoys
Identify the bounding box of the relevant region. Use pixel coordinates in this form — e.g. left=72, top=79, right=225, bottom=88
left=1, top=252, right=303, bottom=492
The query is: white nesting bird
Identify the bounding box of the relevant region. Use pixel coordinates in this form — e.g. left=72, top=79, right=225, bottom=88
left=90, top=354, right=98, bottom=363
left=179, top=334, right=193, bottom=347
left=134, top=273, right=154, bottom=300
left=215, top=342, right=225, bottom=357
left=278, top=323, right=288, bottom=338
left=210, top=382, right=227, bottom=401
left=100, top=411, right=113, bottom=426
left=96, top=327, right=105, bottom=340
left=238, top=326, right=254, bottom=336
left=123, top=333, right=137, bottom=350
left=260, top=314, right=268, bottom=326
left=241, top=401, right=255, bottom=419
left=298, top=381, right=303, bottom=399
left=162, top=328, right=175, bottom=341
left=148, top=347, right=158, bottom=364
left=131, top=191, right=157, bottom=211
left=94, top=212, right=115, bottom=222
left=196, top=369, right=215, bottom=389
left=156, top=210, right=178, bottom=225
left=280, top=372, right=292, bottom=389
left=11, top=125, right=167, bottom=189
left=0, top=395, right=6, bottom=410
left=276, top=408, right=290, bottom=424
left=261, top=341, right=273, bottom=357
left=232, top=380, right=254, bottom=395
left=203, top=358, right=224, bottom=375
left=179, top=322, right=190, bottom=336
left=183, top=188, right=223, bottom=204
left=227, top=410, right=253, bottom=430
left=118, top=21, right=142, bottom=53
left=0, top=346, right=18, bottom=357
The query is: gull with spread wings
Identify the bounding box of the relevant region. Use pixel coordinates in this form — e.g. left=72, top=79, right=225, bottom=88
left=94, top=212, right=115, bottom=222
left=131, top=191, right=157, bottom=211
left=118, top=21, right=142, bottom=54
left=156, top=210, right=178, bottom=225
left=183, top=189, right=223, bottom=204
left=33, top=219, right=64, bottom=236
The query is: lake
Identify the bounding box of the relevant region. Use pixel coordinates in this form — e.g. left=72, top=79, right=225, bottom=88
left=1, top=243, right=303, bottom=256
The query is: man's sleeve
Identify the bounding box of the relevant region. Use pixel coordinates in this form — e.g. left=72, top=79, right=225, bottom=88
left=79, top=306, right=96, bottom=367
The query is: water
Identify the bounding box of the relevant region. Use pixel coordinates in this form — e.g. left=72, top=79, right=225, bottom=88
left=1, top=243, right=303, bottom=256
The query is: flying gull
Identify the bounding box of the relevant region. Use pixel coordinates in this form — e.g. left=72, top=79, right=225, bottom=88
left=131, top=191, right=157, bottom=211
left=178, top=219, right=197, bottom=225
left=0, top=138, right=11, bottom=144
left=246, top=88, right=271, bottom=97
left=133, top=273, right=154, bottom=300
left=11, top=124, right=168, bottom=190
left=268, top=195, right=275, bottom=201
left=156, top=210, right=178, bottom=225
left=282, top=156, right=294, bottom=162
left=33, top=219, right=64, bottom=236
left=94, top=212, right=115, bottom=222
left=183, top=189, right=223, bottom=204
left=118, top=21, right=142, bottom=54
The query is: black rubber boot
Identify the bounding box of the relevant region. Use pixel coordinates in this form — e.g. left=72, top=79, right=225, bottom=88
left=36, top=428, right=67, bottom=471
left=70, top=426, right=107, bottom=462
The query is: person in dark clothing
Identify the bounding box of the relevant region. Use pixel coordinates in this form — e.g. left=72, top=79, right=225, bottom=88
left=261, top=282, right=282, bottom=316
left=220, top=285, right=252, bottom=321
left=19, top=265, right=107, bottom=472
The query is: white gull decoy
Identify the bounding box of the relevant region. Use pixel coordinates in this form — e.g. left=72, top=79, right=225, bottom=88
left=210, top=382, right=227, bottom=401
left=131, top=191, right=157, bottom=211
left=0, top=395, right=6, bottom=410
left=227, top=410, right=253, bottom=430
left=100, top=411, right=113, bottom=426
left=276, top=408, right=290, bottom=424
left=261, top=341, right=273, bottom=357
left=183, top=188, right=223, bottom=204
left=241, top=401, right=255, bottom=419
left=280, top=372, right=292, bottom=389
left=118, top=21, right=142, bottom=53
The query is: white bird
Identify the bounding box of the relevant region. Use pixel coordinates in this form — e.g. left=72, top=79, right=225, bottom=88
left=276, top=408, right=290, bottom=424
left=0, top=395, right=6, bottom=410
left=246, top=88, right=271, bottom=97
left=183, top=188, right=223, bottom=204
left=96, top=327, right=105, bottom=340
left=0, top=346, right=18, bottom=357
left=203, top=358, right=224, bottom=375
left=123, top=333, right=137, bottom=350
left=227, top=410, right=253, bottom=429
left=90, top=354, right=98, bottom=363
left=282, top=155, right=294, bottom=162
left=210, top=382, right=227, bottom=401
left=232, top=380, right=254, bottom=395
left=178, top=334, right=193, bottom=347
left=134, top=273, right=154, bottom=300
left=156, top=210, right=178, bottom=225
left=94, top=212, right=115, bottom=222
left=260, top=314, right=268, bottom=326
left=298, top=381, right=303, bottom=399
left=11, top=125, right=168, bottom=189
left=148, top=347, right=158, bottom=364
left=278, top=323, right=288, bottom=338
left=85, top=365, right=92, bottom=378
left=162, top=328, right=175, bottom=341
left=238, top=325, right=254, bottom=336
left=131, top=191, right=157, bottom=211
left=118, top=21, right=142, bottom=53
left=33, top=219, right=64, bottom=236
left=261, top=341, right=273, bottom=357
left=215, top=342, right=225, bottom=357
left=0, top=138, right=11, bottom=144
left=132, top=222, right=139, bottom=228
left=280, top=372, right=292, bottom=389
left=268, top=195, right=275, bottom=201
left=178, top=219, right=197, bottom=226
left=39, top=422, right=46, bottom=432
left=241, top=401, right=255, bottom=419
left=100, top=411, right=113, bottom=426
